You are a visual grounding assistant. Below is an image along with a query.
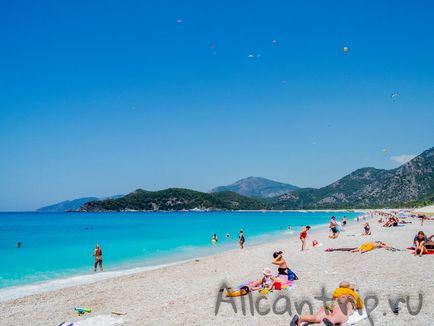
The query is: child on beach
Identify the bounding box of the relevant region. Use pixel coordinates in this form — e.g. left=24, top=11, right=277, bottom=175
left=249, top=268, right=276, bottom=291
left=299, top=226, right=311, bottom=251
left=413, top=231, right=428, bottom=256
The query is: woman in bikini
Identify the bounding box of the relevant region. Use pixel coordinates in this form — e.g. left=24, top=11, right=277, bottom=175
left=272, top=251, right=288, bottom=278
left=351, top=241, right=389, bottom=253
left=414, top=231, right=428, bottom=257
left=299, top=226, right=311, bottom=251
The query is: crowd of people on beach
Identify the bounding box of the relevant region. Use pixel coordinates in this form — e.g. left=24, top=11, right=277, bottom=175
left=223, top=210, right=433, bottom=325
left=85, top=209, right=432, bottom=324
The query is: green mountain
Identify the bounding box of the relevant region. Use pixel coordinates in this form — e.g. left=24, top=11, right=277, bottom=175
left=211, top=176, right=299, bottom=198
left=272, top=147, right=434, bottom=209
left=80, top=188, right=270, bottom=212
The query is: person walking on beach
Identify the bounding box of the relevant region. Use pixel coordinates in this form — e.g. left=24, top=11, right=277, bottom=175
left=329, top=216, right=339, bottom=239
left=342, top=216, right=347, bottom=227
left=239, top=229, right=245, bottom=249
left=299, top=226, right=311, bottom=251
left=93, top=244, right=103, bottom=272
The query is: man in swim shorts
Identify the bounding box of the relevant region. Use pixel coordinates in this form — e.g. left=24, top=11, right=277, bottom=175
left=329, top=217, right=339, bottom=239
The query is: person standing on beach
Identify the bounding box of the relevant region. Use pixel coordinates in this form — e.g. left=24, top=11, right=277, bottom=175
left=93, top=244, right=103, bottom=272
left=342, top=216, right=347, bottom=227
left=299, top=226, right=311, bottom=251
left=239, top=229, right=245, bottom=249
left=329, top=216, right=339, bottom=239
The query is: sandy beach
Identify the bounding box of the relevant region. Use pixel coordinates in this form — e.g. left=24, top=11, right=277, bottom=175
left=1, top=213, right=433, bottom=326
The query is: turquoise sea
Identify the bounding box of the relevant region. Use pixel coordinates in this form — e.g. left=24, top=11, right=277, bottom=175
left=0, top=211, right=360, bottom=296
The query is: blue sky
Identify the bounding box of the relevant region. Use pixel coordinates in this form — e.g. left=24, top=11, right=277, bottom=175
left=1, top=0, right=433, bottom=210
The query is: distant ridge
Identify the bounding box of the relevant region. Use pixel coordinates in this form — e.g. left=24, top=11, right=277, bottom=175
left=37, top=195, right=123, bottom=212
left=42, top=146, right=434, bottom=212
left=272, top=147, right=434, bottom=209
left=79, top=189, right=270, bottom=212
left=211, top=177, right=299, bottom=198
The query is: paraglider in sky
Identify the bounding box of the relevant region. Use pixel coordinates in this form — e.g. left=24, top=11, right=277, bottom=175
left=272, top=39, right=277, bottom=44
left=383, top=148, right=389, bottom=155
left=390, top=93, right=398, bottom=101
left=248, top=54, right=254, bottom=58
left=176, top=19, right=183, bottom=23
left=343, top=46, right=349, bottom=55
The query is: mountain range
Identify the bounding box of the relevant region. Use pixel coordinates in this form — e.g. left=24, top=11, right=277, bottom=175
left=80, top=189, right=269, bottom=212
left=38, top=146, right=434, bottom=212
left=210, top=176, right=298, bottom=198
left=37, top=195, right=123, bottom=212
left=272, top=146, right=434, bottom=209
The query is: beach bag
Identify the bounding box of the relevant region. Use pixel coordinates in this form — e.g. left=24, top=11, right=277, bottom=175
left=287, top=268, right=298, bottom=281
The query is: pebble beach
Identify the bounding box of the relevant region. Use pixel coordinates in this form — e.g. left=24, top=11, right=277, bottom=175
left=1, top=212, right=433, bottom=326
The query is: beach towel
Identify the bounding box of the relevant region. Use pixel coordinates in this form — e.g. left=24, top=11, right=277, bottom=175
left=407, top=248, right=434, bottom=255
left=325, top=248, right=357, bottom=252
left=346, top=309, right=368, bottom=325
left=236, top=280, right=295, bottom=293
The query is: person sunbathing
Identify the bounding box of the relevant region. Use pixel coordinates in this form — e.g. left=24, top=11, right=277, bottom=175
left=290, top=281, right=364, bottom=325
left=414, top=231, right=428, bottom=257
left=351, top=241, right=390, bottom=253
left=249, top=267, right=276, bottom=291
left=425, top=234, right=434, bottom=251
left=384, top=216, right=399, bottom=227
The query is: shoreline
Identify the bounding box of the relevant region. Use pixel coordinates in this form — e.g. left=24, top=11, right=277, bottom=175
left=3, top=211, right=432, bottom=325
left=0, top=214, right=347, bottom=302
left=2, top=209, right=370, bottom=213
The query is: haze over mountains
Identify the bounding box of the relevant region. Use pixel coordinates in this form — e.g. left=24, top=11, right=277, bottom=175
left=38, top=146, right=434, bottom=212
left=37, top=195, right=123, bottom=212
